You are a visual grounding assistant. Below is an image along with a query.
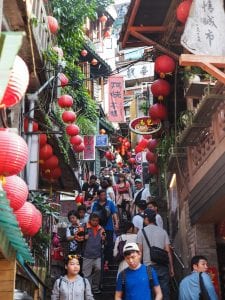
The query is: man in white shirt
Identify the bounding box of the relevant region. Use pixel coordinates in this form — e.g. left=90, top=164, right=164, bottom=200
left=148, top=201, right=163, bottom=229
left=132, top=178, right=151, bottom=214
left=132, top=200, right=147, bottom=232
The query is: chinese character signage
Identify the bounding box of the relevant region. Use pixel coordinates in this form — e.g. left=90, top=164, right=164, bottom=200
left=108, top=76, right=125, bottom=122
left=95, top=135, right=108, bottom=147
left=129, top=116, right=162, bottom=135
left=120, top=62, right=154, bottom=81
left=83, top=136, right=95, bottom=160
left=181, top=0, right=225, bottom=56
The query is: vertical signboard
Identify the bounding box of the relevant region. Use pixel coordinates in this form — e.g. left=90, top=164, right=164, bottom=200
left=83, top=136, right=95, bottom=160
left=108, top=76, right=125, bottom=122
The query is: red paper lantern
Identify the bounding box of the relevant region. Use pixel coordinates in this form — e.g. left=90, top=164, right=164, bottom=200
left=147, top=139, right=158, bottom=151
left=39, top=134, right=47, bottom=147
left=44, top=155, right=59, bottom=170
left=70, top=135, right=83, bottom=146
left=62, top=111, right=76, bottom=123
left=99, top=15, right=108, bottom=23
left=128, top=157, right=136, bottom=165
left=0, top=129, right=28, bottom=176
left=91, top=59, right=98, bottom=66
left=151, top=79, right=171, bottom=100
left=138, top=138, right=149, bottom=150
left=59, top=73, right=69, bottom=87
left=73, top=143, right=85, bottom=152
left=66, top=124, right=80, bottom=136
left=176, top=0, right=192, bottom=24
left=118, top=137, right=123, bottom=143
left=146, top=151, right=156, bottom=163
left=39, top=144, right=53, bottom=160
left=3, top=175, right=28, bottom=211
left=52, top=46, right=63, bottom=58
left=155, top=55, right=176, bottom=78
left=135, top=145, right=142, bottom=154
left=104, top=30, right=111, bottom=38
left=143, top=134, right=152, bottom=140
left=149, top=103, right=167, bottom=121
left=1, top=56, right=29, bottom=108
left=75, top=194, right=84, bottom=204
left=24, top=118, right=39, bottom=133
left=124, top=141, right=131, bottom=149
left=47, top=16, right=59, bottom=34
left=15, top=202, right=42, bottom=236
left=148, top=163, right=158, bottom=174
left=105, top=151, right=114, bottom=160
left=81, top=49, right=88, bottom=57
left=58, top=95, right=73, bottom=108
left=51, top=167, right=62, bottom=179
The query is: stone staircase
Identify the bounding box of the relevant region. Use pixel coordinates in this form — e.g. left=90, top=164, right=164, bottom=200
left=95, top=264, right=118, bottom=300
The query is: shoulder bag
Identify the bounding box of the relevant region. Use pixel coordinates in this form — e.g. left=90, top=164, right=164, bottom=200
left=142, top=228, right=169, bottom=266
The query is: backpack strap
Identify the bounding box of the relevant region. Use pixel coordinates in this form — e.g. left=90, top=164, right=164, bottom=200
left=121, top=269, right=126, bottom=299
left=142, top=228, right=152, bottom=248
left=58, top=276, right=63, bottom=299
left=199, top=272, right=210, bottom=300
left=83, top=277, right=86, bottom=299
left=146, top=265, right=154, bottom=299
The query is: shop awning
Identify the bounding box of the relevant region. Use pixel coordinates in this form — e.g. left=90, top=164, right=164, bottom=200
left=0, top=190, right=33, bottom=263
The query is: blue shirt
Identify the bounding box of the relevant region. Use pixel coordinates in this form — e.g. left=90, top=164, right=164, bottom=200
left=179, top=271, right=218, bottom=300
left=116, top=264, right=159, bottom=300
left=92, top=199, right=117, bottom=231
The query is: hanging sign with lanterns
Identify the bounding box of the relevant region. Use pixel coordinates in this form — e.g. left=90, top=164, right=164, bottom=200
left=135, top=165, right=142, bottom=176
left=95, top=134, right=108, bottom=147
left=129, top=116, right=162, bottom=135
left=83, top=136, right=95, bottom=160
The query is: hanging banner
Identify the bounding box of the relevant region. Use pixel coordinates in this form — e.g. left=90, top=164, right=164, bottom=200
left=108, top=76, right=125, bottom=122
left=129, top=116, right=162, bottom=135
left=83, top=136, right=95, bottom=160
left=181, top=0, right=225, bottom=56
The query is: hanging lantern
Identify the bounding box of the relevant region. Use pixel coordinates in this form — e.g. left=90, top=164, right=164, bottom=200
left=66, top=124, right=80, bottom=136
left=44, top=155, right=59, bottom=170
left=81, top=49, right=88, bottom=57
left=146, top=151, right=156, bottom=163
left=70, top=135, right=83, bottom=146
left=135, top=145, right=142, bottom=154
left=1, top=56, right=29, bottom=108
left=59, top=73, right=69, bottom=87
left=75, top=193, right=84, bottom=204
left=39, top=134, right=47, bottom=147
left=52, top=46, right=63, bottom=58
left=58, top=95, right=73, bottom=108
left=3, top=175, right=28, bottom=211
left=124, top=141, right=131, bottom=149
left=143, top=134, right=152, bottom=140
left=39, top=144, right=53, bottom=160
left=99, top=129, right=106, bottom=135
left=176, top=0, right=192, bottom=24
left=15, top=202, right=42, bottom=236
left=104, top=30, right=111, bottom=38
left=73, top=143, right=85, bottom=152
left=128, top=157, right=136, bottom=165
left=0, top=129, right=28, bottom=176
left=62, top=111, right=76, bottom=123
left=148, top=163, right=158, bottom=175
left=147, top=139, right=158, bottom=151
left=118, top=137, right=123, bottom=143
left=105, top=151, right=113, bottom=160
left=138, top=138, right=149, bottom=150
left=47, top=16, right=59, bottom=34
left=24, top=118, right=39, bottom=133
left=151, top=79, right=171, bottom=100
left=149, top=103, right=168, bottom=121
left=91, top=59, right=98, bottom=66
left=155, top=55, right=176, bottom=78
left=51, top=167, right=62, bottom=180
left=99, top=15, right=108, bottom=23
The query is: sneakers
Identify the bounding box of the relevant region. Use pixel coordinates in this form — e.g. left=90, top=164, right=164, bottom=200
left=93, top=289, right=101, bottom=294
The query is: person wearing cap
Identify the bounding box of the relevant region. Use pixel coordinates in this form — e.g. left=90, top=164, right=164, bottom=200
left=132, top=178, right=151, bottom=214
left=132, top=200, right=147, bottom=232
left=137, top=208, right=174, bottom=300
left=115, top=242, right=162, bottom=300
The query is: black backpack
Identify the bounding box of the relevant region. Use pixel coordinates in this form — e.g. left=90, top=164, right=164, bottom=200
left=95, top=202, right=110, bottom=226
left=134, top=188, right=144, bottom=205
left=115, top=236, right=127, bottom=263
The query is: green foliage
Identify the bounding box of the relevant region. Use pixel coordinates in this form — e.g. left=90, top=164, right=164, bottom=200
left=76, top=114, right=97, bottom=134
left=32, top=230, right=51, bottom=265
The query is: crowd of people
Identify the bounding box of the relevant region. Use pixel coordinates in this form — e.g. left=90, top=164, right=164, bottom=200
left=51, top=167, right=218, bottom=300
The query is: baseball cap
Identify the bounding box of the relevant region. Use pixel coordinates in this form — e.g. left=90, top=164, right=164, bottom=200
left=123, top=242, right=140, bottom=253
left=144, top=208, right=156, bottom=221
left=135, top=178, right=142, bottom=183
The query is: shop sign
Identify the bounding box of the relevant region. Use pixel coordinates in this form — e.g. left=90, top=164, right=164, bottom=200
left=129, top=116, right=162, bottom=135
left=135, top=165, right=142, bottom=175
left=95, top=134, right=108, bottom=147
left=83, top=136, right=95, bottom=160
left=135, top=152, right=142, bottom=164
left=108, top=76, right=125, bottom=122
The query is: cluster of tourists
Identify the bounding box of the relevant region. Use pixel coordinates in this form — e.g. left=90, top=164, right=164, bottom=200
left=51, top=168, right=218, bottom=300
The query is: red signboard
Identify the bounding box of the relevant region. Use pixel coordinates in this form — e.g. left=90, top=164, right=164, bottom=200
left=129, top=116, right=162, bottom=135
left=83, top=136, right=95, bottom=160
left=108, top=76, right=125, bottom=122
